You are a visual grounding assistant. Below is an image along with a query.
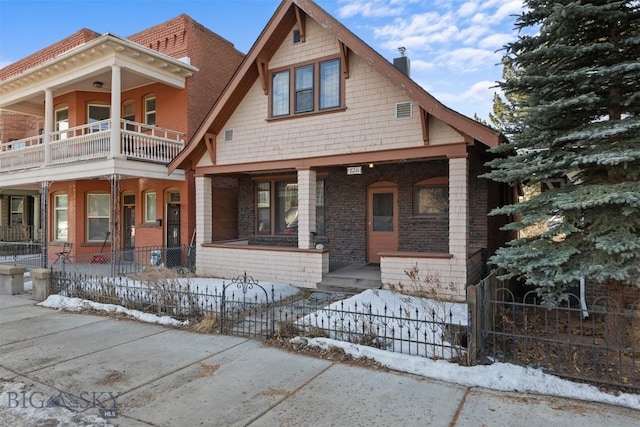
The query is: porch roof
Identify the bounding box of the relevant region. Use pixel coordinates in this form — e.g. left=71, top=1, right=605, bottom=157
left=0, top=33, right=198, bottom=116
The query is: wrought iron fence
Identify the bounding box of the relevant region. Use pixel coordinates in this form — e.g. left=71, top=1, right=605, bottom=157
left=473, top=278, right=640, bottom=392
left=51, top=245, right=195, bottom=276
left=48, top=271, right=468, bottom=361
left=0, top=241, right=42, bottom=268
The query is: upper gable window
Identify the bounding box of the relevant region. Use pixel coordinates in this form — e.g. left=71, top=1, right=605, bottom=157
left=270, top=57, right=342, bottom=119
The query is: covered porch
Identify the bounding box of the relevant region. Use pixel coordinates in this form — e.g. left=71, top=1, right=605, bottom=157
left=195, top=156, right=483, bottom=301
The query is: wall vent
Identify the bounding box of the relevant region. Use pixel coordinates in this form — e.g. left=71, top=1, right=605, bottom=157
left=224, top=129, right=234, bottom=142
left=293, top=29, right=302, bottom=44
left=395, top=102, right=412, bottom=120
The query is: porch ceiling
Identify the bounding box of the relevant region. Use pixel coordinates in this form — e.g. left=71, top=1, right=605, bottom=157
left=0, top=158, right=185, bottom=189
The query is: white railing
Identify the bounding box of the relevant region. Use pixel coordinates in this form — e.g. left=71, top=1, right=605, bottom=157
left=120, top=120, right=184, bottom=163
left=0, top=119, right=184, bottom=172
left=50, top=119, right=112, bottom=164
left=0, top=142, right=45, bottom=171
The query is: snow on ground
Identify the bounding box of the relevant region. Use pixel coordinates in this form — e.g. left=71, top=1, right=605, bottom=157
left=39, top=294, right=190, bottom=327
left=295, top=288, right=468, bottom=358
left=296, top=337, right=640, bottom=411
left=25, top=273, right=640, bottom=411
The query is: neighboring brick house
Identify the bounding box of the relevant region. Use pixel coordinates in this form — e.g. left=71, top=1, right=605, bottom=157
left=0, top=15, right=243, bottom=267
left=170, top=0, right=511, bottom=300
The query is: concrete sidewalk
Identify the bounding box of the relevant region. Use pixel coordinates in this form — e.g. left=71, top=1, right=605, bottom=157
left=1, top=293, right=638, bottom=426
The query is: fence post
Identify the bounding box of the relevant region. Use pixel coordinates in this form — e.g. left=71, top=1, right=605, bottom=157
left=467, top=283, right=479, bottom=364
left=31, top=268, right=52, bottom=300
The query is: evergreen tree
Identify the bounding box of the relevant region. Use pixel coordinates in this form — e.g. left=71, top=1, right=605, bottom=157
left=484, top=0, right=640, bottom=304
left=489, top=58, right=526, bottom=137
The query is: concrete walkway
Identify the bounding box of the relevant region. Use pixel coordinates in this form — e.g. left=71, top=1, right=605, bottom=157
left=1, top=294, right=638, bottom=426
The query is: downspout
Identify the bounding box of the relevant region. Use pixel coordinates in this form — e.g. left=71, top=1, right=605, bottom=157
left=580, top=276, right=589, bottom=319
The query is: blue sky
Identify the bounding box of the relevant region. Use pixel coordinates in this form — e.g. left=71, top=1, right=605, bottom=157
left=0, top=0, right=525, bottom=121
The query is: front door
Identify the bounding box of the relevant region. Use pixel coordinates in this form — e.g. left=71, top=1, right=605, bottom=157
left=122, top=196, right=135, bottom=261
left=366, top=182, right=398, bottom=263
left=166, top=203, right=181, bottom=267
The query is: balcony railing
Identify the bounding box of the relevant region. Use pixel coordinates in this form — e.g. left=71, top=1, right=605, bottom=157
left=0, top=119, right=184, bottom=172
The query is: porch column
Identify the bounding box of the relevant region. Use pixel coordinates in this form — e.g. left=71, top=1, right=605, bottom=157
left=297, top=168, right=316, bottom=249
left=195, top=176, right=212, bottom=248
left=109, top=175, right=121, bottom=276
left=109, top=64, right=122, bottom=158
left=44, top=88, right=53, bottom=166
left=33, top=195, right=40, bottom=242
left=40, top=181, right=50, bottom=268
left=449, top=157, right=468, bottom=292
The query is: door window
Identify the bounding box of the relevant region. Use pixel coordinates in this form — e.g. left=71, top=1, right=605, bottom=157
left=372, top=193, right=393, bottom=231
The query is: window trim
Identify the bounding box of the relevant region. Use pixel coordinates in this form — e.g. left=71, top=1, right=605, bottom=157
left=86, top=193, right=110, bottom=242
left=413, top=177, right=449, bottom=216
left=268, top=54, right=344, bottom=119
left=144, top=95, right=156, bottom=126
left=54, top=107, right=69, bottom=140
left=10, top=196, right=24, bottom=226
left=144, top=191, right=157, bottom=223
left=53, top=194, right=68, bottom=241
left=253, top=176, right=325, bottom=236
left=87, top=103, right=111, bottom=132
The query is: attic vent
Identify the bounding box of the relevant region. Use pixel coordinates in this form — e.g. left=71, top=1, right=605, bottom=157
left=293, top=29, right=302, bottom=44
left=224, top=129, right=234, bottom=142
left=395, top=102, right=412, bottom=120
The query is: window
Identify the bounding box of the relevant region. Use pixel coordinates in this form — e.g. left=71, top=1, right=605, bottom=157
left=145, top=192, right=157, bottom=222
left=54, top=194, right=68, bottom=241
left=10, top=197, right=23, bottom=226
left=88, top=104, right=110, bottom=132
left=256, top=179, right=325, bottom=235
left=295, top=65, right=314, bottom=113
left=55, top=108, right=69, bottom=140
left=316, top=179, right=325, bottom=235
left=271, top=71, right=290, bottom=117
left=257, top=182, right=271, bottom=234
left=87, top=193, right=110, bottom=241
left=276, top=181, right=298, bottom=234
left=270, top=58, right=341, bottom=118
left=414, top=178, right=449, bottom=215
left=122, top=100, right=136, bottom=130
left=319, top=59, right=340, bottom=109
left=144, top=96, right=156, bottom=125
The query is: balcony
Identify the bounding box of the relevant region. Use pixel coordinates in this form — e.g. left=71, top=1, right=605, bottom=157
left=0, top=119, right=184, bottom=173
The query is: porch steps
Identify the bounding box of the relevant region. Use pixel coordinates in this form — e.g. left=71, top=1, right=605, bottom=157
left=316, top=276, right=383, bottom=294
left=316, top=264, right=382, bottom=294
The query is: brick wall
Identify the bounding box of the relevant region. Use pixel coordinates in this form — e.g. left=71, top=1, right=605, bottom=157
left=468, top=147, right=489, bottom=251
left=0, top=29, right=100, bottom=80
left=235, top=160, right=457, bottom=266
left=128, top=14, right=244, bottom=142
left=0, top=111, right=43, bottom=143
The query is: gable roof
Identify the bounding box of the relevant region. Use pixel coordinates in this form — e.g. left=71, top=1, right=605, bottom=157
left=169, top=0, right=502, bottom=173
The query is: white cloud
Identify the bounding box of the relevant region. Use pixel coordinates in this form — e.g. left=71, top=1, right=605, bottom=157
left=337, top=0, right=405, bottom=18
left=436, top=47, right=501, bottom=73
left=478, top=33, right=513, bottom=50
left=409, top=58, right=435, bottom=71
left=427, top=80, right=501, bottom=119
left=458, top=1, right=479, bottom=17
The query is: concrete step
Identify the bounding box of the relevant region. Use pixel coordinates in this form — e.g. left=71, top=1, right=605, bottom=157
left=316, top=276, right=382, bottom=294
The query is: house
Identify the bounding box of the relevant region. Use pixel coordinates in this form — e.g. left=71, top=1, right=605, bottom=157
left=171, top=0, right=511, bottom=301
left=0, top=15, right=244, bottom=268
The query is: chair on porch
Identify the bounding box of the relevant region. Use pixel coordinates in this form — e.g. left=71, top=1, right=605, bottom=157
left=52, top=242, right=73, bottom=267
